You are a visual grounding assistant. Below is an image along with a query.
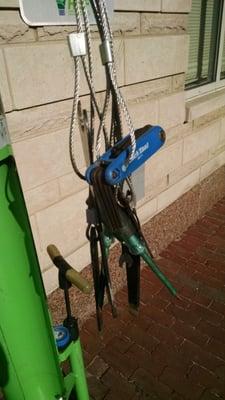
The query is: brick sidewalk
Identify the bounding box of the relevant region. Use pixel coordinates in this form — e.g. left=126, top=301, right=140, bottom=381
left=1, top=199, right=224, bottom=400
left=81, top=198, right=225, bottom=400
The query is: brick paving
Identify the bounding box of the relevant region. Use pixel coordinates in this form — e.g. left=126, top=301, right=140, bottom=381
left=81, top=198, right=225, bottom=400
left=1, top=199, right=225, bottom=400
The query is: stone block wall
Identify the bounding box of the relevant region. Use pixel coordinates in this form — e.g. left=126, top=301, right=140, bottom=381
left=1, top=0, right=225, bottom=295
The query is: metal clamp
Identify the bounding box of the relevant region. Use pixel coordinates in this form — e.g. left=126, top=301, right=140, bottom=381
left=68, top=32, right=87, bottom=57
left=100, top=40, right=113, bottom=64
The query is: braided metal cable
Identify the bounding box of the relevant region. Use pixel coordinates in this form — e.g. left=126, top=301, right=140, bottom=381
left=88, top=0, right=125, bottom=157
left=89, top=0, right=103, bottom=36
left=80, top=0, right=95, bottom=157
left=81, top=0, right=111, bottom=153
left=74, top=0, right=83, bottom=32
left=102, top=0, right=113, bottom=40
left=96, top=1, right=124, bottom=137
left=70, top=0, right=110, bottom=171
left=81, top=55, right=109, bottom=148
left=88, top=0, right=122, bottom=155
left=107, top=62, right=137, bottom=162
left=90, top=2, right=136, bottom=208
left=69, top=0, right=84, bottom=179
left=84, top=0, right=112, bottom=157
left=80, top=0, right=93, bottom=74
left=97, top=0, right=110, bottom=40
left=108, top=61, right=136, bottom=161
left=69, top=55, right=85, bottom=179
left=99, top=0, right=136, bottom=204
left=95, top=82, right=111, bottom=156
left=98, top=0, right=136, bottom=162
left=69, top=0, right=137, bottom=209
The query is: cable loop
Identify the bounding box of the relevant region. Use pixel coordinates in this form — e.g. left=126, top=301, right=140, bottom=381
left=70, top=0, right=137, bottom=203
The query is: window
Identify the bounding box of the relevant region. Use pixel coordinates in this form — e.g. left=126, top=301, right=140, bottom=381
left=221, top=28, right=225, bottom=79
left=186, top=0, right=225, bottom=97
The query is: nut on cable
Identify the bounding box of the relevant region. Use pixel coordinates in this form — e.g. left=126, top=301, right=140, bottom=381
left=68, top=32, right=87, bottom=57
left=100, top=40, right=113, bottom=65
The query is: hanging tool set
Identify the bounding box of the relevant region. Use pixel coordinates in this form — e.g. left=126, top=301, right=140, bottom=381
left=68, top=0, right=177, bottom=331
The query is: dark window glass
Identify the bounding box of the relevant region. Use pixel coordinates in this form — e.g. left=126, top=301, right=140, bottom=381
left=186, top=0, right=223, bottom=89
left=220, top=29, right=225, bottom=79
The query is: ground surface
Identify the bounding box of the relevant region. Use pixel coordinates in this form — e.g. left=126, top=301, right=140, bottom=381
left=1, top=199, right=225, bottom=400
left=81, top=198, right=225, bottom=400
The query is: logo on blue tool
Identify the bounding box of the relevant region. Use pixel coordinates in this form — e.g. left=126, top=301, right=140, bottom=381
left=133, top=142, right=149, bottom=161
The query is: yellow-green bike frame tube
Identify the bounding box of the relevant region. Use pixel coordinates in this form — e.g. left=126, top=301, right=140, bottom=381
left=0, top=147, right=65, bottom=399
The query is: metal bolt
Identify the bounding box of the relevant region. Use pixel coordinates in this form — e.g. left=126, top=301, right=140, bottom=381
left=112, top=171, right=118, bottom=179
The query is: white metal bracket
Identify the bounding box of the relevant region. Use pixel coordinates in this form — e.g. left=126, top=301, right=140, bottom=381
left=19, top=0, right=114, bottom=26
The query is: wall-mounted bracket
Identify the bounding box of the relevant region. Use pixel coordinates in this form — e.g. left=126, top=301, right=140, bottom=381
left=19, top=0, right=114, bottom=26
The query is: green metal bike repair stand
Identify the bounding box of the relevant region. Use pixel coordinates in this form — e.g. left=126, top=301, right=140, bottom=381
left=0, top=113, right=89, bottom=399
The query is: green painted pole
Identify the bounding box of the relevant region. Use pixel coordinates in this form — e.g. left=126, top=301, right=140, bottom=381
left=0, top=106, right=65, bottom=399
left=69, top=339, right=90, bottom=400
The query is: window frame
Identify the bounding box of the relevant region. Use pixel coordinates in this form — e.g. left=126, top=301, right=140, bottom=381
left=186, top=0, right=225, bottom=100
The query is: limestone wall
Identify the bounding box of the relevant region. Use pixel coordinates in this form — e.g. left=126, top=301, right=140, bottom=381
left=1, top=0, right=225, bottom=294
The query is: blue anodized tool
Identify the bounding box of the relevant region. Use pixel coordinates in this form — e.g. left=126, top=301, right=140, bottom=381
left=86, top=125, right=166, bottom=185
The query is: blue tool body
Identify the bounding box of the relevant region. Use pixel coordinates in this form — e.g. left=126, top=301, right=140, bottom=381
left=86, top=125, right=165, bottom=185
